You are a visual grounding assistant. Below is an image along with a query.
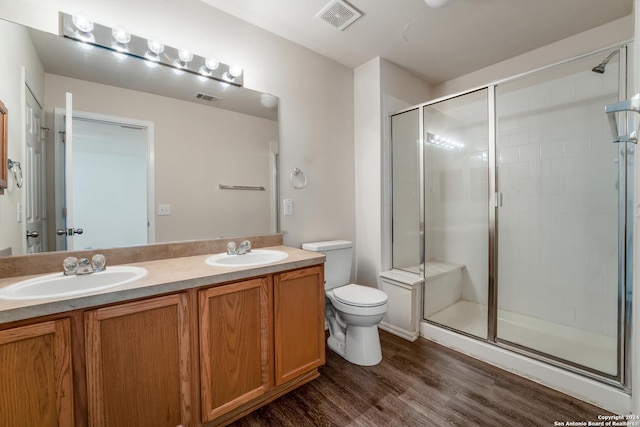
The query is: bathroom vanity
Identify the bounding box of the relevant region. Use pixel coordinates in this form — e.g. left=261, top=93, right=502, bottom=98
left=0, top=245, right=325, bottom=427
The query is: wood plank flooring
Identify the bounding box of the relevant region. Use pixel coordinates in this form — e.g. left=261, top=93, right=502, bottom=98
left=232, top=330, right=612, bottom=426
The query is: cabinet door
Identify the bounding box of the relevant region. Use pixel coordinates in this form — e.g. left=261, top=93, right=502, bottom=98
left=199, top=277, right=272, bottom=423
left=274, top=266, right=325, bottom=386
left=0, top=319, right=74, bottom=427
left=85, top=294, right=191, bottom=427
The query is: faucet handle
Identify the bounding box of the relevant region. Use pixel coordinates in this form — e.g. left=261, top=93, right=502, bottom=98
left=226, top=241, right=237, bottom=255
left=63, top=257, right=78, bottom=276
left=92, top=254, right=106, bottom=272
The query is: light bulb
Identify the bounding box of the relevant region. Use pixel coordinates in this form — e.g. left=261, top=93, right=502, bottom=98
left=205, top=57, right=219, bottom=71
left=223, top=65, right=243, bottom=82
left=147, top=39, right=164, bottom=55
left=178, top=49, right=193, bottom=63
left=72, top=15, right=94, bottom=33
left=199, top=57, right=220, bottom=76
left=228, top=65, right=243, bottom=78
left=112, top=26, right=131, bottom=44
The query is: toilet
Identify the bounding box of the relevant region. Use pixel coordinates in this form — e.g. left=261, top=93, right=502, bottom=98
left=302, top=240, right=388, bottom=366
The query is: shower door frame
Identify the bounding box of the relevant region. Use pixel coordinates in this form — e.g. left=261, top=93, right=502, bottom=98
left=396, top=43, right=633, bottom=390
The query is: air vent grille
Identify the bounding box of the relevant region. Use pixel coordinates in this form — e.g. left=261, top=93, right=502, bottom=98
left=317, top=0, right=362, bottom=31
left=196, top=93, right=222, bottom=103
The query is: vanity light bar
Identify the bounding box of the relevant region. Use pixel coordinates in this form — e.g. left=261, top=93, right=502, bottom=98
left=60, top=12, right=244, bottom=87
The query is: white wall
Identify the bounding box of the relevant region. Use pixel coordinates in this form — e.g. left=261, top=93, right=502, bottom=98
left=354, top=58, right=430, bottom=287
left=0, top=19, right=44, bottom=256
left=354, top=58, right=382, bottom=285
left=0, top=0, right=355, bottom=251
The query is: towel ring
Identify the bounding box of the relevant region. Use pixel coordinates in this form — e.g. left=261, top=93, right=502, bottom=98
left=290, top=167, right=307, bottom=189
left=7, top=159, right=23, bottom=189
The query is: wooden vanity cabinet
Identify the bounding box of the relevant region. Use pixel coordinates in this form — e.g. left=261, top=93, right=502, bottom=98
left=199, top=277, right=272, bottom=423
left=84, top=294, right=192, bottom=427
left=0, top=262, right=324, bottom=427
left=0, top=318, right=74, bottom=427
left=274, top=266, right=325, bottom=385
left=199, top=266, right=325, bottom=426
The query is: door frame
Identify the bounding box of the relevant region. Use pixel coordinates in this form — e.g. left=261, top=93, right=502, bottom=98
left=22, top=68, right=46, bottom=253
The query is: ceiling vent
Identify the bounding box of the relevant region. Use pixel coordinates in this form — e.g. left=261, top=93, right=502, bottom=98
left=196, top=93, right=222, bottom=103
left=316, top=0, right=363, bottom=31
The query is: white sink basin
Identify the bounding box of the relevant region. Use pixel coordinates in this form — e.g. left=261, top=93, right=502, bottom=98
left=205, top=250, right=289, bottom=267
left=0, top=266, right=148, bottom=301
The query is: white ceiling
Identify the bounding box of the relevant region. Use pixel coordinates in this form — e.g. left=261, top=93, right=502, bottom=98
left=201, top=0, right=633, bottom=85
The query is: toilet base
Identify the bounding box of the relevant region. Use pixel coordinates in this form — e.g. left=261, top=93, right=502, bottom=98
left=328, top=324, right=383, bottom=366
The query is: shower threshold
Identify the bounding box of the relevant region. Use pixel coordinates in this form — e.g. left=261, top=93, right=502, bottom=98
left=426, top=300, right=616, bottom=375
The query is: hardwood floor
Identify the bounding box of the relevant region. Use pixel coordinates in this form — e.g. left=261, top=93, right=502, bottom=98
left=232, top=330, right=611, bottom=426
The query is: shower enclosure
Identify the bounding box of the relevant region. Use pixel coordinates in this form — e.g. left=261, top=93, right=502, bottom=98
left=390, top=45, right=632, bottom=387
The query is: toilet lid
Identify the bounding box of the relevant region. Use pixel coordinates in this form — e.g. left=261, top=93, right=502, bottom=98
left=333, top=284, right=387, bottom=307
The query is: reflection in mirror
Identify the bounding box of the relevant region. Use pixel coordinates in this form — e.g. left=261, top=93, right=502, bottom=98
left=0, top=17, right=279, bottom=256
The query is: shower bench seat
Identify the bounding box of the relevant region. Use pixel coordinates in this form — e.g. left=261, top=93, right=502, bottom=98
left=423, top=261, right=466, bottom=318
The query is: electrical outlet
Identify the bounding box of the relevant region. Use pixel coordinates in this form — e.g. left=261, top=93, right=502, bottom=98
left=283, top=199, right=293, bottom=216
left=158, top=204, right=171, bottom=216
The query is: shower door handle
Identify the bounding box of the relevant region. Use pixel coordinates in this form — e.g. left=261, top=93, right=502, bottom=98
left=494, top=192, right=503, bottom=208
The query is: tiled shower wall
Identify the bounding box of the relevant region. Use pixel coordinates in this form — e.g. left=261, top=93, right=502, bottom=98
left=496, top=62, right=621, bottom=338
left=425, top=120, right=489, bottom=305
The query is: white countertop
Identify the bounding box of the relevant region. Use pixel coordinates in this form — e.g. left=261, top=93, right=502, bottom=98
left=0, top=246, right=325, bottom=325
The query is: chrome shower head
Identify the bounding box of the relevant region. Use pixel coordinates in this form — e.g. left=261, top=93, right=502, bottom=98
left=592, top=50, right=618, bottom=74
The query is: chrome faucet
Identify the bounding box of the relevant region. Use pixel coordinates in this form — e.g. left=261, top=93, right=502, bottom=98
left=226, top=240, right=252, bottom=255
left=236, top=240, right=252, bottom=255
left=62, top=254, right=106, bottom=275
left=76, top=258, right=93, bottom=275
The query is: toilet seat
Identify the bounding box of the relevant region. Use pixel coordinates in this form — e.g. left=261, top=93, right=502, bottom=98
left=332, top=284, right=387, bottom=307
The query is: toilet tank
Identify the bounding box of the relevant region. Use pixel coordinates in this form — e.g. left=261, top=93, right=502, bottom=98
left=301, top=240, right=352, bottom=290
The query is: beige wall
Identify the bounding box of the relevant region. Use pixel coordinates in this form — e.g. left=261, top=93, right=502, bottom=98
left=0, top=19, right=44, bottom=255
left=44, top=74, right=278, bottom=243
left=0, top=0, right=355, bottom=252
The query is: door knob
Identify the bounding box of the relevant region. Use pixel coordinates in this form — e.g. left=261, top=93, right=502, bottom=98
left=56, top=228, right=84, bottom=236
left=26, top=230, right=39, bottom=238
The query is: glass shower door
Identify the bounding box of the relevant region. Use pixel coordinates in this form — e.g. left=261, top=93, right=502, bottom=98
left=422, top=89, right=490, bottom=339
left=391, top=108, right=422, bottom=273
left=494, top=49, right=624, bottom=376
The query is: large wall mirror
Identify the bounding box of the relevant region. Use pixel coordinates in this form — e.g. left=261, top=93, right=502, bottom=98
left=0, top=17, right=279, bottom=256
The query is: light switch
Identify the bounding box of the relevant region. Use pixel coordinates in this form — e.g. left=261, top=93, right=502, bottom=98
left=16, top=203, right=23, bottom=223
left=283, top=199, right=293, bottom=216
left=158, top=204, right=171, bottom=216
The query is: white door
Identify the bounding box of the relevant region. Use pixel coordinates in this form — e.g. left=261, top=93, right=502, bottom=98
left=24, top=86, right=46, bottom=253
left=56, top=98, right=154, bottom=251
left=71, top=117, right=150, bottom=250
